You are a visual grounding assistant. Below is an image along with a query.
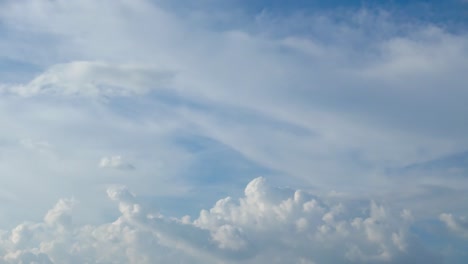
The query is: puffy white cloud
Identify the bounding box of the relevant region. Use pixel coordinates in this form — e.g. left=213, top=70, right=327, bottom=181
left=43, top=199, right=75, bottom=230
left=0, top=177, right=447, bottom=263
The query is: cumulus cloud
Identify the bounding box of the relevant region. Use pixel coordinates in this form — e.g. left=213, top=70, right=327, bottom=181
left=0, top=177, right=446, bottom=263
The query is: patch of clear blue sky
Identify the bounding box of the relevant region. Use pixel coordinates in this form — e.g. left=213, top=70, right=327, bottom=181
left=159, top=0, right=468, bottom=31
left=0, top=20, right=59, bottom=83
left=0, top=57, right=40, bottom=83
left=410, top=219, right=468, bottom=263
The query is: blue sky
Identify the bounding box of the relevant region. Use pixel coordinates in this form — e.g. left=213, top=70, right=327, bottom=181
left=0, top=0, right=467, bottom=263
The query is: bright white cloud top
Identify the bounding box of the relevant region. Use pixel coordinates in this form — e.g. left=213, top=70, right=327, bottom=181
left=0, top=177, right=437, bottom=263
left=0, top=0, right=467, bottom=263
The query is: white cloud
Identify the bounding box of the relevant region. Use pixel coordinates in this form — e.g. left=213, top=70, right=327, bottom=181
left=439, top=213, right=468, bottom=239
left=43, top=199, right=76, bottom=229
left=0, top=177, right=443, bottom=263
left=0, top=0, right=466, bottom=262
left=1, top=61, right=173, bottom=98
left=99, top=156, right=135, bottom=171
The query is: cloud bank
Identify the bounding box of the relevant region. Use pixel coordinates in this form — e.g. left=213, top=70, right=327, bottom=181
left=0, top=178, right=457, bottom=263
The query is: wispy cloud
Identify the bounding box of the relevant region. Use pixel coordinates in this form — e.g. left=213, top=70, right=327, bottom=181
left=1, top=61, right=173, bottom=97
left=99, top=155, right=135, bottom=171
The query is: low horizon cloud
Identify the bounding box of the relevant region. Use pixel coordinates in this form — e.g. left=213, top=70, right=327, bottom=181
left=0, top=177, right=460, bottom=263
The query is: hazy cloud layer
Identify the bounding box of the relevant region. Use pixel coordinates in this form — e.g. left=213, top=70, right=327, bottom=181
left=1, top=61, right=173, bottom=97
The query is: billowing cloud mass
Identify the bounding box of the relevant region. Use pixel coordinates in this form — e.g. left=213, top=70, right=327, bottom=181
left=0, top=0, right=467, bottom=263
left=0, top=178, right=444, bottom=263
